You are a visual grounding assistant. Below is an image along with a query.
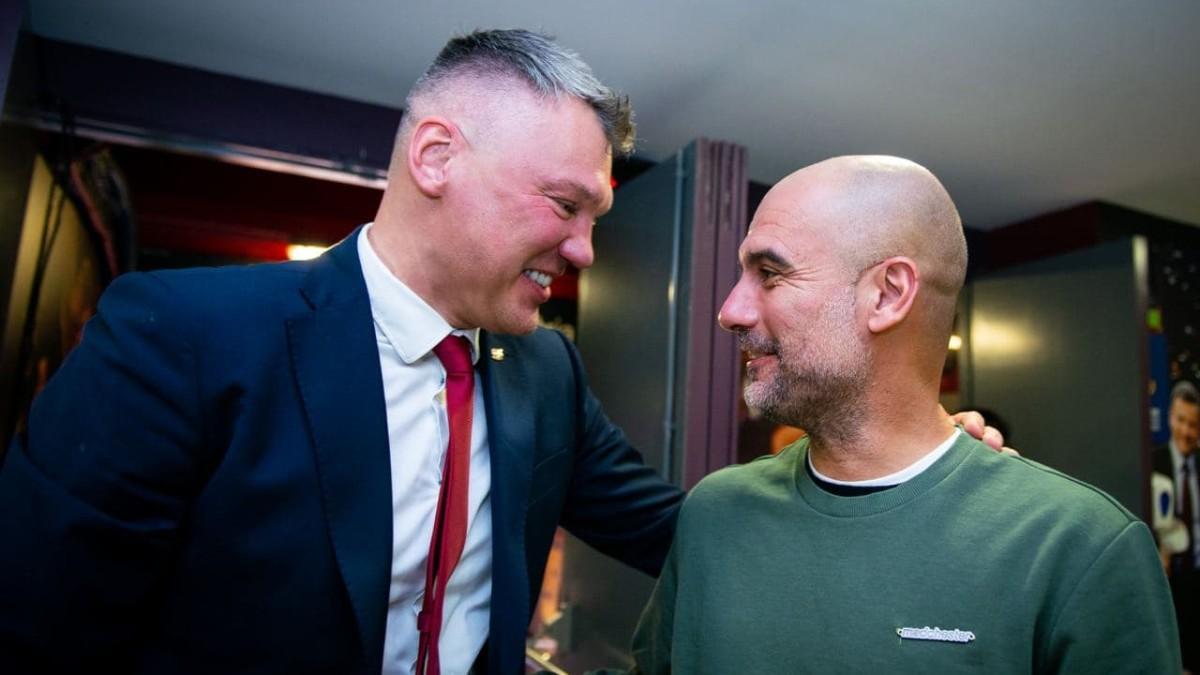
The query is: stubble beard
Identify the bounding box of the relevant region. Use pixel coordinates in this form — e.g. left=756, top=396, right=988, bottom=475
left=741, top=299, right=869, bottom=447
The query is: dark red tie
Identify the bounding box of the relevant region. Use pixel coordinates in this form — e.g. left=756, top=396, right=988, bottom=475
left=415, top=335, right=475, bottom=675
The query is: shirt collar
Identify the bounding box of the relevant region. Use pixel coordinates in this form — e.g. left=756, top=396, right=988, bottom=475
left=1170, top=441, right=1195, bottom=472
left=357, top=223, right=480, bottom=365
left=808, top=428, right=962, bottom=487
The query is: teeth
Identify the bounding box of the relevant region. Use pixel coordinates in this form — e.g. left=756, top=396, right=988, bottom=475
left=524, top=270, right=552, bottom=288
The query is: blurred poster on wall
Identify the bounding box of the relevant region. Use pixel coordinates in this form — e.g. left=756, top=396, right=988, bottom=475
left=1, top=154, right=104, bottom=447
left=1145, top=237, right=1200, bottom=670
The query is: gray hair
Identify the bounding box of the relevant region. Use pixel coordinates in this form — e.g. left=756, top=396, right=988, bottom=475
left=405, top=29, right=635, bottom=155
left=1172, top=380, right=1199, bottom=406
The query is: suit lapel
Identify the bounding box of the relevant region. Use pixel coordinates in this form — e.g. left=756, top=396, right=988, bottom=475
left=477, top=332, right=537, bottom=674
left=287, top=232, right=391, bottom=675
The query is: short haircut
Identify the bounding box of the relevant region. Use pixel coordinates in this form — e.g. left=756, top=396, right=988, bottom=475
left=404, top=29, right=635, bottom=155
left=1172, top=380, right=1199, bottom=406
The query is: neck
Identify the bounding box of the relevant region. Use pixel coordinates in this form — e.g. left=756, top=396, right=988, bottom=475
left=807, top=375, right=954, bottom=482
left=369, top=206, right=460, bottom=326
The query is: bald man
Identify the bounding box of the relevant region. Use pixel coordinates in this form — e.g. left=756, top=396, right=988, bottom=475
left=629, top=156, right=1180, bottom=673
left=0, top=35, right=1008, bottom=675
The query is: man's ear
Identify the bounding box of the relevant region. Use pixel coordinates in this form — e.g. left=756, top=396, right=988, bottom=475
left=863, top=257, right=920, bottom=334
left=407, top=117, right=457, bottom=198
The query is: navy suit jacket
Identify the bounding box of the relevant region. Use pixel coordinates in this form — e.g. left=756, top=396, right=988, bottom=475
left=0, top=232, right=683, bottom=674
left=1155, top=443, right=1197, bottom=577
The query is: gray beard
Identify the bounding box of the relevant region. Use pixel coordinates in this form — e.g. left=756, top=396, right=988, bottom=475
left=740, top=331, right=869, bottom=448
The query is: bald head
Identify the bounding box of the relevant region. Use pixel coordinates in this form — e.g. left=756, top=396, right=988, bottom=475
left=764, top=155, right=967, bottom=338
left=721, top=155, right=966, bottom=442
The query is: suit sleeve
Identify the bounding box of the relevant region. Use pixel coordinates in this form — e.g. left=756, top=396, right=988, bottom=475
left=554, top=332, right=685, bottom=577
left=1043, top=521, right=1182, bottom=673
left=0, top=272, right=209, bottom=669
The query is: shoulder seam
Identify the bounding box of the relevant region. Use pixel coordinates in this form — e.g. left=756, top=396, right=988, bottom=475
left=1001, top=455, right=1138, bottom=522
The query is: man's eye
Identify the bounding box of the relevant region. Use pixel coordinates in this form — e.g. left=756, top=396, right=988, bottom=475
left=553, top=199, right=578, bottom=217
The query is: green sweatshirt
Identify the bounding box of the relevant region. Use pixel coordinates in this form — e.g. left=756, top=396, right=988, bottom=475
left=631, top=434, right=1180, bottom=673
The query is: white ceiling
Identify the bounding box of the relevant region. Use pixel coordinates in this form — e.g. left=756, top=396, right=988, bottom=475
left=23, top=0, right=1200, bottom=230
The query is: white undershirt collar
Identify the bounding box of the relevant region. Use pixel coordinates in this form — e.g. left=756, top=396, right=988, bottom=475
left=809, top=428, right=962, bottom=487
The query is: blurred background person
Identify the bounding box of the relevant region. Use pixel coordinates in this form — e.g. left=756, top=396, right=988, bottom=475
left=1154, top=380, right=1199, bottom=673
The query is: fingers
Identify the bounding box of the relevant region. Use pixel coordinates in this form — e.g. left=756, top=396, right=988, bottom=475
left=1000, top=447, right=1020, bottom=457
left=981, top=426, right=1005, bottom=451
left=950, top=411, right=985, bottom=439
left=949, top=410, right=1010, bottom=452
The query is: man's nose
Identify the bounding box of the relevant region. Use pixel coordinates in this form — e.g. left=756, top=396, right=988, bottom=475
left=718, top=281, right=758, bottom=332
left=560, top=228, right=595, bottom=270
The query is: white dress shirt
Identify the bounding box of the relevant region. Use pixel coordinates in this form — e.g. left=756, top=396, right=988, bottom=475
left=359, top=225, right=493, bottom=675
left=1169, top=441, right=1200, bottom=563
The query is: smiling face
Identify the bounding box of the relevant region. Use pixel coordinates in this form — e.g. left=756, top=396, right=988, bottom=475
left=437, top=90, right=614, bottom=334
left=1170, top=396, right=1199, bottom=456
left=718, top=178, right=870, bottom=436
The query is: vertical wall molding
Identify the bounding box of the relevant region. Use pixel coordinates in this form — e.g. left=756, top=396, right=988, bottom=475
left=679, top=138, right=746, bottom=489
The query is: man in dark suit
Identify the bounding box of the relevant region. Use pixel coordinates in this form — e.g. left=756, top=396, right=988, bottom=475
left=1154, top=380, right=1199, bottom=672
left=0, top=29, right=1001, bottom=674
